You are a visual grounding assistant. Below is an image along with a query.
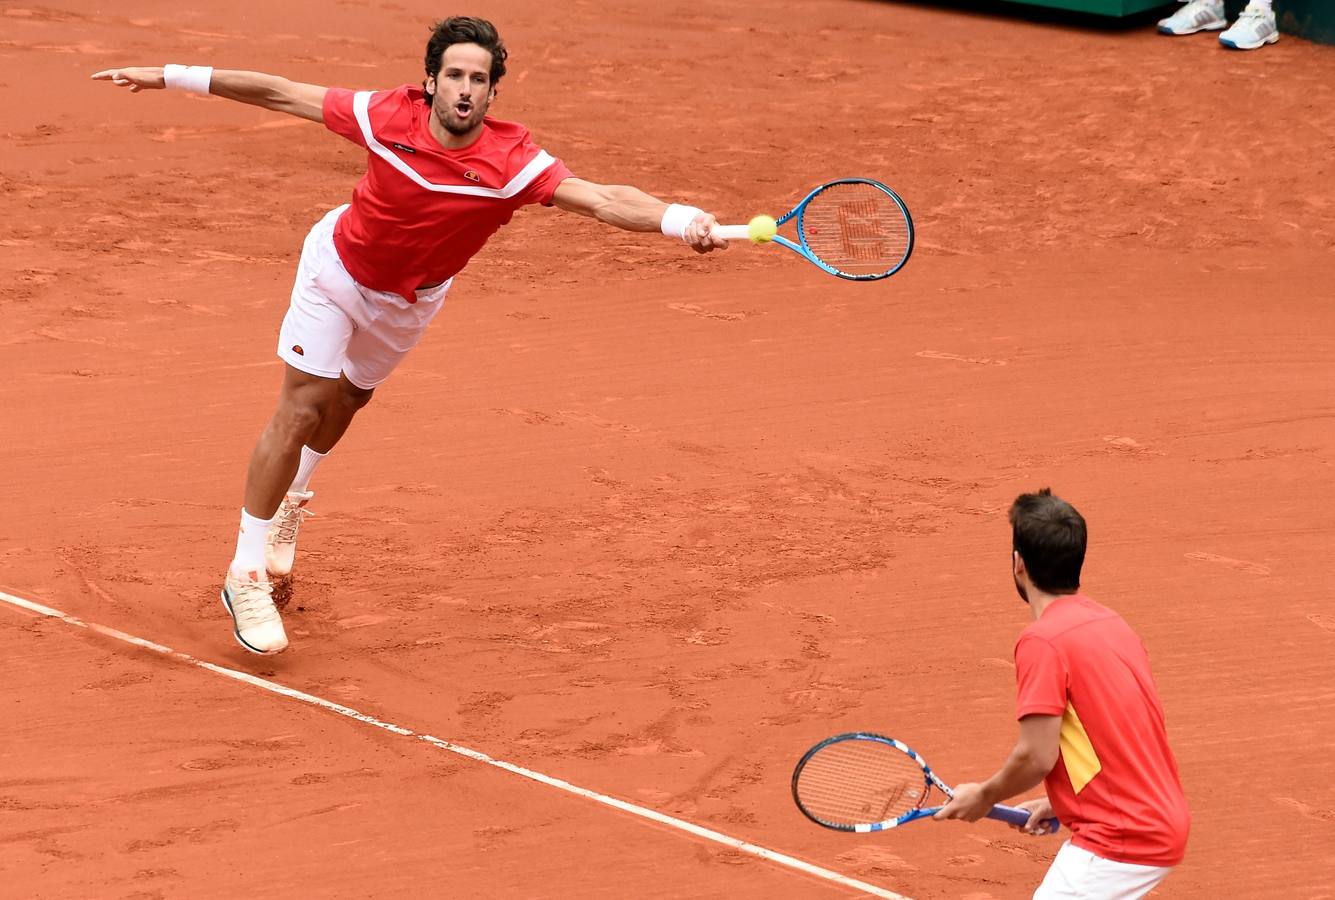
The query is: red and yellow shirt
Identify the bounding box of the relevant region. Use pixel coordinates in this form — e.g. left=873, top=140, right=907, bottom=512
left=1015, top=594, right=1190, bottom=866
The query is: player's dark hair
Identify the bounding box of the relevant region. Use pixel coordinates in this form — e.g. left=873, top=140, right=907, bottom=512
left=1009, top=488, right=1086, bottom=594
left=423, top=17, right=508, bottom=104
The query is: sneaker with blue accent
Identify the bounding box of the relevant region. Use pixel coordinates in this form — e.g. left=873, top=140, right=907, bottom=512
left=1219, top=4, right=1279, bottom=49
left=221, top=567, right=288, bottom=655
left=1157, top=0, right=1227, bottom=34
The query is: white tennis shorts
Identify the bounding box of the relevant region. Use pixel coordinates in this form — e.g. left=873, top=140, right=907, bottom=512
left=277, top=205, right=451, bottom=390
left=1034, top=842, right=1173, bottom=899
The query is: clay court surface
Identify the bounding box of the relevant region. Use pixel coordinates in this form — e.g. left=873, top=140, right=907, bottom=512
left=3, top=0, right=1334, bottom=896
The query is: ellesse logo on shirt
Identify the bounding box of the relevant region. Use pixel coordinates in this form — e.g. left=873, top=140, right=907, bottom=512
left=463, top=170, right=481, bottom=182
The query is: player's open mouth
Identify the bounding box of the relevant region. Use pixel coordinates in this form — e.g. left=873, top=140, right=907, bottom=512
left=454, top=101, right=472, bottom=116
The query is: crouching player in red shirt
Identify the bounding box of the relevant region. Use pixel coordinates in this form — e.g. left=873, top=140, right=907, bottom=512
left=936, top=489, right=1190, bottom=899
left=93, top=17, right=734, bottom=655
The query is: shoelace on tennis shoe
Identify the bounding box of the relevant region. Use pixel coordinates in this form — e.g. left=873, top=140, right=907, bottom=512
left=271, top=502, right=314, bottom=546
left=1183, top=0, right=1222, bottom=18
left=1234, top=4, right=1269, bottom=23
left=230, top=577, right=280, bottom=628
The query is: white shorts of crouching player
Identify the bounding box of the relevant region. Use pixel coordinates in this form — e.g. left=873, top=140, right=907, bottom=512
left=1034, top=842, right=1172, bottom=900
left=278, top=205, right=451, bottom=389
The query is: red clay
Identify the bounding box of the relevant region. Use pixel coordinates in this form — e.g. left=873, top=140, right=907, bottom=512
left=2, top=1, right=1334, bottom=897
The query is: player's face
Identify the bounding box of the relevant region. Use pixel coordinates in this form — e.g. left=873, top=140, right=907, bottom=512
left=428, top=43, right=496, bottom=136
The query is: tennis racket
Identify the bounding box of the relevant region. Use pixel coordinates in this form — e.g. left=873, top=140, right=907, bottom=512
left=711, top=179, right=913, bottom=281
left=792, top=732, right=1060, bottom=833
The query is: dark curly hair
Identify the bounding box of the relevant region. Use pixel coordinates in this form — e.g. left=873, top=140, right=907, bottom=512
left=423, top=17, right=508, bottom=104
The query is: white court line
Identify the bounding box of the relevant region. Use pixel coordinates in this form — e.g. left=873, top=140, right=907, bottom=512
left=0, top=588, right=909, bottom=900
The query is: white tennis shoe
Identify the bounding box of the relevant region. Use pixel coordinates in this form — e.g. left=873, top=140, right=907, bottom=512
left=221, top=567, right=288, bottom=654
left=266, top=489, right=314, bottom=608
left=1219, top=3, right=1279, bottom=49
left=1157, top=0, right=1227, bottom=34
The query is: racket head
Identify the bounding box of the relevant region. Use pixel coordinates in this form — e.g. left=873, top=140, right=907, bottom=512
left=786, top=179, right=914, bottom=281
left=791, top=732, right=941, bottom=832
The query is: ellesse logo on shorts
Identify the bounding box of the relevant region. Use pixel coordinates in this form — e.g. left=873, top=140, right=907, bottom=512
left=291, top=345, right=305, bottom=356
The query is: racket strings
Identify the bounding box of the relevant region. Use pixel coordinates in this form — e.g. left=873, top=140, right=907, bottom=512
left=794, top=740, right=929, bottom=827
left=800, top=183, right=912, bottom=276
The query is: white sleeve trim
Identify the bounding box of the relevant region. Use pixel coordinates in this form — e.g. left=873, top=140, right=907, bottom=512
left=352, top=91, right=556, bottom=199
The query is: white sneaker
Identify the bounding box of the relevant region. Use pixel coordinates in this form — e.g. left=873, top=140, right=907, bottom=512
left=266, top=490, right=314, bottom=609
left=221, top=567, right=288, bottom=654
left=1219, top=4, right=1279, bottom=49
left=1157, top=0, right=1227, bottom=34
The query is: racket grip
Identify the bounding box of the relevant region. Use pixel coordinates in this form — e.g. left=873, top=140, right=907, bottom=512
left=987, top=805, right=1060, bottom=833
left=710, top=224, right=751, bottom=241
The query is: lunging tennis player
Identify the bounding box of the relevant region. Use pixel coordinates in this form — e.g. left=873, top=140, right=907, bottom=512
left=92, top=17, right=729, bottom=654
left=936, top=489, right=1190, bottom=899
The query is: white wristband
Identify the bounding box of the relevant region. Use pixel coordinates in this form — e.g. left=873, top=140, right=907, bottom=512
left=164, top=64, right=213, bottom=95
left=660, top=203, right=704, bottom=242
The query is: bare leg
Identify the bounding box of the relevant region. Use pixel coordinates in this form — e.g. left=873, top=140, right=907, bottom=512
left=243, top=365, right=344, bottom=518
left=306, top=373, right=375, bottom=454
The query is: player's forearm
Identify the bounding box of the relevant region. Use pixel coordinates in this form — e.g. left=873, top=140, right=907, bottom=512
left=550, top=178, right=724, bottom=253
left=207, top=70, right=327, bottom=121
left=979, top=745, right=1052, bottom=804
left=584, top=184, right=669, bottom=233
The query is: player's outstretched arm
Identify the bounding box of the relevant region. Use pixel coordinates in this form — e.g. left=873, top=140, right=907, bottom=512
left=90, top=67, right=328, bottom=123
left=552, top=178, right=727, bottom=255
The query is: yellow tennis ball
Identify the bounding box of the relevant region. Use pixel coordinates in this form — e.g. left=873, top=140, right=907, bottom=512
left=748, top=215, right=777, bottom=244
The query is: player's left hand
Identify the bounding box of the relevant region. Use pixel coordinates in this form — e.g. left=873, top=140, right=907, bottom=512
left=684, top=212, right=728, bottom=254
left=90, top=67, right=167, bottom=92
left=1009, top=797, right=1056, bottom=835
left=934, top=782, right=992, bottom=822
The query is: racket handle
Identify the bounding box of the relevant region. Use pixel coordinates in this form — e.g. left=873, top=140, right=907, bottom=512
left=710, top=224, right=751, bottom=241
left=987, top=805, right=1060, bottom=833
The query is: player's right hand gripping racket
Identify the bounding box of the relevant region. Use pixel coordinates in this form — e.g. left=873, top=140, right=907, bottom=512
left=792, top=732, right=1060, bottom=833
left=711, top=179, right=913, bottom=281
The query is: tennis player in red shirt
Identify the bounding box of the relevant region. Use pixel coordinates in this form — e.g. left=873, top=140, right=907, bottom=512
left=936, top=489, right=1190, bottom=899
left=92, top=18, right=732, bottom=655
